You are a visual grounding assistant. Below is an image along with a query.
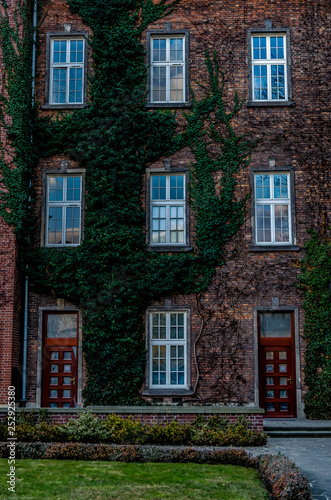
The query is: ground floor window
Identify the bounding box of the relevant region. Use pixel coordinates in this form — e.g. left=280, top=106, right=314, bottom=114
left=149, top=311, right=187, bottom=388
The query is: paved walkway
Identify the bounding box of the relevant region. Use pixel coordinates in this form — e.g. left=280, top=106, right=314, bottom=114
left=245, top=437, right=331, bottom=500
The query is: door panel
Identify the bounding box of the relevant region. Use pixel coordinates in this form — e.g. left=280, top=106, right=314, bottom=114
left=258, top=311, right=296, bottom=418
left=42, top=313, right=78, bottom=408
left=260, top=345, right=295, bottom=417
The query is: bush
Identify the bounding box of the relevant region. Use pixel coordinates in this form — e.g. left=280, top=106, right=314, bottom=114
left=258, top=454, right=311, bottom=499
left=0, top=410, right=66, bottom=443
left=0, top=412, right=267, bottom=447
left=62, top=410, right=111, bottom=443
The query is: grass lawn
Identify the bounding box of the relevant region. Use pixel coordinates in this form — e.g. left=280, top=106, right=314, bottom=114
left=0, top=459, right=269, bottom=499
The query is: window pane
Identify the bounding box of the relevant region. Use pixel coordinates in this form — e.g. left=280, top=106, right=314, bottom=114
left=69, top=68, right=83, bottom=103
left=256, top=204, right=271, bottom=242
left=48, top=207, right=63, bottom=245
left=260, top=313, right=292, bottom=337
left=253, top=65, right=268, bottom=100
left=170, top=66, right=183, bottom=102
left=67, top=176, right=81, bottom=201
left=52, top=68, right=67, bottom=103
left=47, top=314, right=77, bottom=338
left=70, top=39, right=84, bottom=63
left=53, top=40, right=67, bottom=63
left=66, top=206, right=80, bottom=244
left=49, top=176, right=63, bottom=202
left=152, top=66, right=166, bottom=101
left=275, top=204, right=289, bottom=242
left=170, top=38, right=184, bottom=61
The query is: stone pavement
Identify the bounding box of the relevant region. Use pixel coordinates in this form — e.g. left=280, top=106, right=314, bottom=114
left=245, top=437, right=331, bottom=500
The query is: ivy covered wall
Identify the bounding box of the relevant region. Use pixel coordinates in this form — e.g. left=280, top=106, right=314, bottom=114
left=0, top=0, right=256, bottom=405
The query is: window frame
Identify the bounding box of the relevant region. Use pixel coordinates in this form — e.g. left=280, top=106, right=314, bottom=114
left=43, top=31, right=89, bottom=110
left=143, top=306, right=193, bottom=396
left=41, top=168, right=85, bottom=248
left=146, top=168, right=191, bottom=252
left=146, top=29, right=190, bottom=108
left=247, top=28, right=294, bottom=107
left=250, top=166, right=299, bottom=252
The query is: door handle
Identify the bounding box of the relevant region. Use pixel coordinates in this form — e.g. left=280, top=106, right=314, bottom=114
left=70, top=377, right=76, bottom=384
left=287, top=377, right=292, bottom=384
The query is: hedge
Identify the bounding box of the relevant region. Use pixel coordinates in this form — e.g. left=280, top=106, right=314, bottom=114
left=0, top=443, right=311, bottom=499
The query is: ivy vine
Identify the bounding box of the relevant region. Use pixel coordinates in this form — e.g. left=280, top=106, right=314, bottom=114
left=0, top=0, right=255, bottom=405
left=298, top=232, right=331, bottom=419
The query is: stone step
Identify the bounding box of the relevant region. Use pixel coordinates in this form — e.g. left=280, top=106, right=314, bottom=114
left=265, top=429, right=331, bottom=437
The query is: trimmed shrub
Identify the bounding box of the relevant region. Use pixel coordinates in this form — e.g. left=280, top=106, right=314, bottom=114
left=62, top=410, right=111, bottom=443
left=258, top=454, right=311, bottom=499
left=0, top=412, right=267, bottom=447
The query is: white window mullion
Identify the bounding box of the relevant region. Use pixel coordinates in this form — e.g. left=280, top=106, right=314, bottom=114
left=166, top=64, right=170, bottom=103
left=166, top=204, right=170, bottom=243
left=62, top=205, right=66, bottom=245
left=66, top=63, right=70, bottom=104
left=270, top=203, right=275, bottom=243
left=267, top=64, right=271, bottom=101
left=166, top=343, right=170, bottom=386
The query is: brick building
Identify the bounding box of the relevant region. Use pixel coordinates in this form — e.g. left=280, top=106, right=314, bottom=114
left=0, top=0, right=330, bottom=420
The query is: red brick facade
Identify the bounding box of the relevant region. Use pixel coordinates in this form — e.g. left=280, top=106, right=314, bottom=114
left=0, top=0, right=330, bottom=418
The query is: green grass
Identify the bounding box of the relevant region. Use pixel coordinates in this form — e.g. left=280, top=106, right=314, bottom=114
left=0, top=459, right=269, bottom=499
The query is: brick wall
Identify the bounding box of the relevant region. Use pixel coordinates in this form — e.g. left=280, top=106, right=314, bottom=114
left=0, top=407, right=264, bottom=431
left=0, top=220, right=21, bottom=404
left=1, top=0, right=329, bottom=412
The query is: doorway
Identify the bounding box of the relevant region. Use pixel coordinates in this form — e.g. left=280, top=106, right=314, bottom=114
left=258, top=311, right=296, bottom=417
left=42, top=312, right=78, bottom=408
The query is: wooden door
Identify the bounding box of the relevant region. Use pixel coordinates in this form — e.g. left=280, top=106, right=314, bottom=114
left=42, top=312, right=78, bottom=408
left=258, top=312, right=296, bottom=418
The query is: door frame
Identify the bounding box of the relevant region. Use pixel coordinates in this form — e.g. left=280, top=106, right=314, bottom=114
left=36, top=306, right=83, bottom=408
left=253, top=306, right=304, bottom=418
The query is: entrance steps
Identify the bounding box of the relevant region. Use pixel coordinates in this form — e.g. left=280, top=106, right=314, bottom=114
left=264, top=419, right=331, bottom=437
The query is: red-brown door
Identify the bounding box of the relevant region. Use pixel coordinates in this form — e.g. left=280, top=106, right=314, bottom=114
left=42, top=312, right=78, bottom=408
left=258, top=312, right=296, bottom=418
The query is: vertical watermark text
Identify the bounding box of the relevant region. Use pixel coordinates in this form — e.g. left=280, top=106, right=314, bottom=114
left=7, top=386, right=16, bottom=493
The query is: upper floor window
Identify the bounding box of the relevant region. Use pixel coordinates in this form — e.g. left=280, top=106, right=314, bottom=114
left=252, top=34, right=287, bottom=101
left=46, top=175, right=82, bottom=246
left=146, top=29, right=189, bottom=108
left=50, top=38, right=85, bottom=105
left=255, top=173, right=291, bottom=244
left=247, top=29, right=293, bottom=107
left=150, top=173, right=185, bottom=246
left=150, top=311, right=187, bottom=388
left=150, top=36, right=185, bottom=103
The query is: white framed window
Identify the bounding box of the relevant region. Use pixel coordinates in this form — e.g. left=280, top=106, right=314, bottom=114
left=150, top=173, right=185, bottom=245
left=46, top=175, right=82, bottom=246
left=150, top=311, right=187, bottom=388
left=251, top=34, right=287, bottom=101
left=50, top=38, right=85, bottom=105
left=255, top=173, right=291, bottom=244
left=150, top=36, right=185, bottom=103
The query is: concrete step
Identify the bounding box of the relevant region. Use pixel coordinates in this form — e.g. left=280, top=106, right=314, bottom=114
left=263, top=419, right=331, bottom=437
left=265, top=429, right=331, bottom=437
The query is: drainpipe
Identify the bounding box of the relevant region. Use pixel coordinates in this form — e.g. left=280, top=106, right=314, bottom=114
left=21, top=0, right=37, bottom=405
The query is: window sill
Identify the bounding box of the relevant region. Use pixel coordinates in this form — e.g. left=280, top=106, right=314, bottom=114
left=146, top=102, right=192, bottom=109
left=146, top=245, right=193, bottom=253
left=246, top=100, right=296, bottom=107
left=249, top=244, right=300, bottom=252
left=41, top=104, right=88, bottom=110
left=142, top=389, right=194, bottom=396
left=44, top=244, right=80, bottom=248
